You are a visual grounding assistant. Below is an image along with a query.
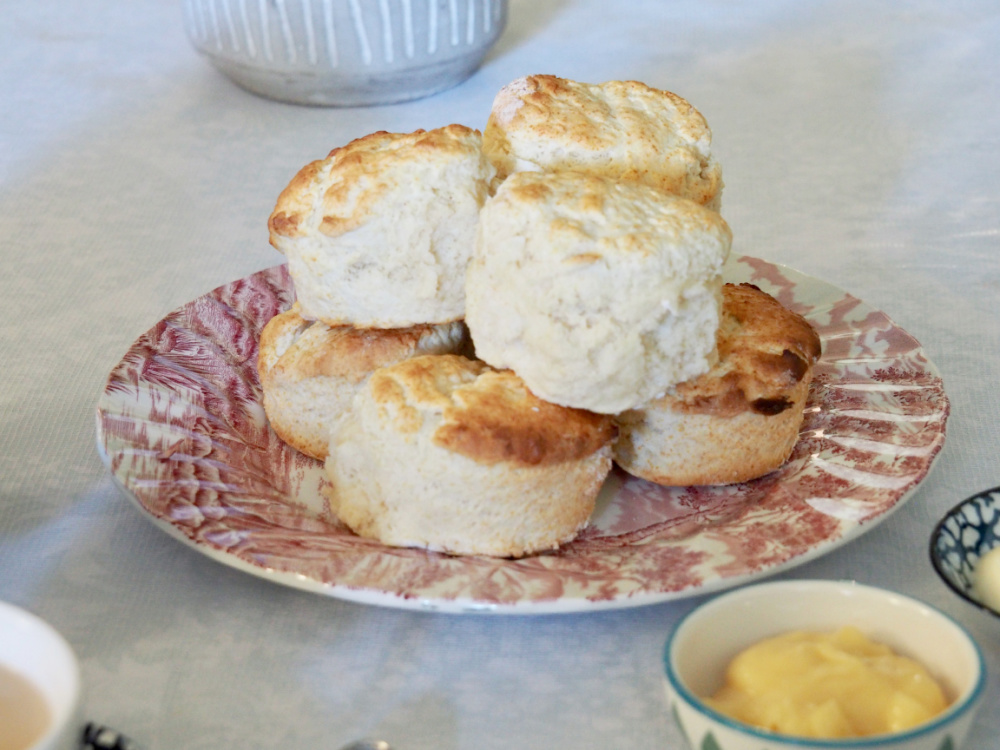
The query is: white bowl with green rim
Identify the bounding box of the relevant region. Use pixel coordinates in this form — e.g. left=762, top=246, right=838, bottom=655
left=663, top=580, right=986, bottom=750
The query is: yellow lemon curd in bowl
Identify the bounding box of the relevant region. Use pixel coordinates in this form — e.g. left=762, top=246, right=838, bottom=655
left=703, top=626, right=950, bottom=739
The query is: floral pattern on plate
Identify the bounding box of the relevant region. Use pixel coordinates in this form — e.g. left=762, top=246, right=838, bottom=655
left=95, top=256, right=949, bottom=613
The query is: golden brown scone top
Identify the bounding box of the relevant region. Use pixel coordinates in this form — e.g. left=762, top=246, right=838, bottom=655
left=368, top=354, right=616, bottom=466
left=670, top=283, right=822, bottom=416
left=258, top=305, right=468, bottom=385
left=483, top=75, right=722, bottom=207
left=267, top=124, right=484, bottom=244
left=489, top=74, right=705, bottom=145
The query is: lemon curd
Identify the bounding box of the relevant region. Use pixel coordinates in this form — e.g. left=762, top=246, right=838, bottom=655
left=704, top=626, right=950, bottom=739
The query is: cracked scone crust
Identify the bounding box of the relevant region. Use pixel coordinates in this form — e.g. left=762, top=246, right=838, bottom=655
left=325, top=354, right=616, bottom=558
left=465, top=170, right=732, bottom=414
left=268, top=125, right=495, bottom=328
left=258, top=305, right=470, bottom=460
left=614, top=283, right=823, bottom=486
left=483, top=74, right=723, bottom=210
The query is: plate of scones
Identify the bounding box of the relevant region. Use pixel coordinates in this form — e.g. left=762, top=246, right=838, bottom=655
left=96, top=76, right=950, bottom=613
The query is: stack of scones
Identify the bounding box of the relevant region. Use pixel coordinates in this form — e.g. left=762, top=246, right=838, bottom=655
left=260, top=75, right=821, bottom=558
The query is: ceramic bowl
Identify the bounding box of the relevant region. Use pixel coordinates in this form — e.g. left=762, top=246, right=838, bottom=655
left=663, top=580, right=986, bottom=750
left=182, top=0, right=508, bottom=106
left=0, top=601, right=81, bottom=750
left=930, top=485, right=1000, bottom=619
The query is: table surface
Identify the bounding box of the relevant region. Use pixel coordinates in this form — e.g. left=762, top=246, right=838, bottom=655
left=3, top=1, right=999, bottom=747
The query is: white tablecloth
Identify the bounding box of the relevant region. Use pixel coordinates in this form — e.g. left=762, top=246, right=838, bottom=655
left=2, top=1, right=998, bottom=747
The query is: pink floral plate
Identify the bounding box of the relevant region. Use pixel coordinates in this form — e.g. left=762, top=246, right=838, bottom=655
left=95, top=256, right=949, bottom=614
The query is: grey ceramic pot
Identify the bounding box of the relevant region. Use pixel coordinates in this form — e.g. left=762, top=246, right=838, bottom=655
left=183, top=0, right=508, bottom=106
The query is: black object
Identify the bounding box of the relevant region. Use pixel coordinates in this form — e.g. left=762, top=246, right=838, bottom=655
left=81, top=723, right=140, bottom=750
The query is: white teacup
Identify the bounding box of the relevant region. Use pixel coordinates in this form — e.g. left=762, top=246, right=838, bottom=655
left=0, top=601, right=80, bottom=750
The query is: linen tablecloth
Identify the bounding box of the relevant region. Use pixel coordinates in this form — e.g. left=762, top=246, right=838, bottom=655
left=2, top=1, right=998, bottom=747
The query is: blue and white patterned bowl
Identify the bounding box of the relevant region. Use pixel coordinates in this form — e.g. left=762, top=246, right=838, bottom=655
left=930, top=485, right=1000, bottom=618
left=182, top=0, right=508, bottom=106
left=663, top=580, right=986, bottom=750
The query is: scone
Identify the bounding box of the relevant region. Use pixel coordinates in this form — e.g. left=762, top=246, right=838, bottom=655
left=483, top=74, right=723, bottom=210
left=325, top=354, right=616, bottom=558
left=258, top=304, right=470, bottom=461
left=465, top=170, right=732, bottom=414
left=267, top=125, right=495, bottom=328
left=614, top=283, right=822, bottom=486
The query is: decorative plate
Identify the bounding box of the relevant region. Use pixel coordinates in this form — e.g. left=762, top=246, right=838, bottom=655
left=95, top=256, right=950, bottom=614
left=930, top=486, right=1000, bottom=619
